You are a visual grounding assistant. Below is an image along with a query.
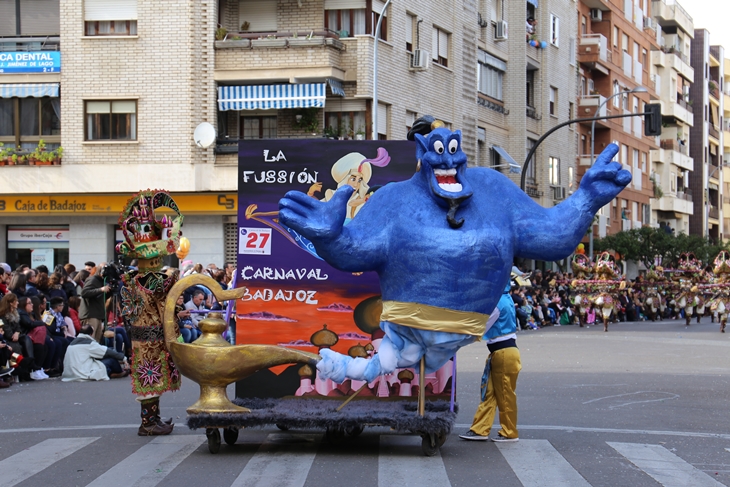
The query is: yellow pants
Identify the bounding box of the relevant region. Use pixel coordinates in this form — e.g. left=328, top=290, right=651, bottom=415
left=470, top=346, right=521, bottom=438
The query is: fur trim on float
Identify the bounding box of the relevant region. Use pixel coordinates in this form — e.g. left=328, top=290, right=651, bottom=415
left=186, top=398, right=457, bottom=435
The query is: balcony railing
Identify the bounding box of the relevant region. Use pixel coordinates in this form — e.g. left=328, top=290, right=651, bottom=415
left=709, top=124, right=720, bottom=140
left=724, top=196, right=730, bottom=205
left=653, top=0, right=694, bottom=24
left=677, top=190, right=693, bottom=202
left=214, top=29, right=344, bottom=49
left=676, top=97, right=693, bottom=113
left=710, top=206, right=720, bottom=219
left=525, top=184, right=543, bottom=198
left=660, top=138, right=689, bottom=155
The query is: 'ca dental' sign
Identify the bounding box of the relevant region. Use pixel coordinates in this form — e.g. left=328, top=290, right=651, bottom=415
left=0, top=52, right=61, bottom=73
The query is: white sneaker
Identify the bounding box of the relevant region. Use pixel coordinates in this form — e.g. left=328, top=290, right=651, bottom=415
left=30, top=370, right=46, bottom=380
left=39, top=370, right=50, bottom=379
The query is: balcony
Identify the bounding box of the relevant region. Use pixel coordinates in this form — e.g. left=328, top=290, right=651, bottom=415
left=214, top=30, right=347, bottom=84
left=724, top=120, right=730, bottom=150
left=660, top=99, right=694, bottom=126
left=654, top=194, right=693, bottom=215
left=653, top=139, right=693, bottom=171
left=577, top=95, right=613, bottom=128
left=709, top=206, right=720, bottom=220
left=622, top=219, right=632, bottom=231
left=652, top=0, right=694, bottom=36
left=709, top=124, right=720, bottom=141
left=663, top=48, right=694, bottom=82
left=0, top=36, right=60, bottom=52
left=709, top=81, right=721, bottom=101
left=578, top=34, right=611, bottom=74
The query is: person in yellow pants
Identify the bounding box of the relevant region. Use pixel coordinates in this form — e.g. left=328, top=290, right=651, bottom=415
left=460, top=283, right=521, bottom=442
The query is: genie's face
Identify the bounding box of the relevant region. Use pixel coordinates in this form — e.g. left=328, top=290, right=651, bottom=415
left=415, top=128, right=473, bottom=227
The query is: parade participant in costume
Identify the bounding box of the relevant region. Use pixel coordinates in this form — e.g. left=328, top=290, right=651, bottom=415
left=709, top=251, right=730, bottom=332
left=593, top=252, right=623, bottom=332
left=117, top=190, right=184, bottom=436
left=642, top=257, right=666, bottom=322
left=674, top=253, right=702, bottom=326
left=460, top=283, right=520, bottom=442
left=280, top=116, right=632, bottom=383
left=570, top=254, right=594, bottom=327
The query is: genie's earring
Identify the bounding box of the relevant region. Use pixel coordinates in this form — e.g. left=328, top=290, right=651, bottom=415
left=416, top=160, right=421, bottom=172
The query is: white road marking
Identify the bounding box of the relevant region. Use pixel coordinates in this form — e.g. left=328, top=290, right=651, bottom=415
left=378, top=435, right=451, bottom=487
left=609, top=442, right=725, bottom=487
left=230, top=433, right=321, bottom=487
left=0, top=437, right=99, bottom=487
left=86, top=435, right=203, bottom=487
left=582, top=391, right=680, bottom=409
left=454, top=423, right=730, bottom=440
left=496, top=439, right=591, bottom=487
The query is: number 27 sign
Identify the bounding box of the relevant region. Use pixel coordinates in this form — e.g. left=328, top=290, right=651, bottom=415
left=239, top=228, right=272, bottom=255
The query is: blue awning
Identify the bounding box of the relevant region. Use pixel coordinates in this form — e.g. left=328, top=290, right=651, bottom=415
left=217, top=83, right=326, bottom=111
left=492, top=145, right=522, bottom=174
left=526, top=0, right=538, bottom=7
left=327, top=78, right=346, bottom=97
left=0, top=83, right=59, bottom=98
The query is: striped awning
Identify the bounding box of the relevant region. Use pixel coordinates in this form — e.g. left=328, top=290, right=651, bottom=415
left=327, top=78, right=345, bottom=97
left=0, top=83, right=59, bottom=98
left=217, top=83, right=326, bottom=111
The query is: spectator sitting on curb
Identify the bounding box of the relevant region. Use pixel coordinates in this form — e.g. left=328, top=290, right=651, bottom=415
left=62, top=324, right=129, bottom=382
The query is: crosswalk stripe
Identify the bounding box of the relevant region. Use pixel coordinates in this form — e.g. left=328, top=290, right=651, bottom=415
left=378, top=435, right=451, bottom=487
left=230, top=433, right=321, bottom=487
left=85, top=435, right=204, bottom=487
left=608, top=442, right=725, bottom=487
left=0, top=437, right=99, bottom=487
left=496, top=439, right=591, bottom=487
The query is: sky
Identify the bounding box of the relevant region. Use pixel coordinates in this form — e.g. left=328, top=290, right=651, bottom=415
left=683, top=0, right=730, bottom=52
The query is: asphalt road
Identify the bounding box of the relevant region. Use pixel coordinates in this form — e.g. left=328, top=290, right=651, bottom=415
left=2, top=317, right=730, bottom=487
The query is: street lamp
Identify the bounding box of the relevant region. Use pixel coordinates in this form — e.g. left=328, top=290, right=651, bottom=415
left=588, top=85, right=648, bottom=258
left=371, top=0, right=392, bottom=141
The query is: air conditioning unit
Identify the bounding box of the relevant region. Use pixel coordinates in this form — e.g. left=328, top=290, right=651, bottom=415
left=495, top=20, right=508, bottom=40
left=590, top=9, right=603, bottom=21
left=411, top=49, right=430, bottom=70
left=552, top=186, right=566, bottom=200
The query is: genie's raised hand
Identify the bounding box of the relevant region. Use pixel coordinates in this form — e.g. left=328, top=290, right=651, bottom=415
left=279, top=186, right=354, bottom=241
left=579, top=144, right=632, bottom=209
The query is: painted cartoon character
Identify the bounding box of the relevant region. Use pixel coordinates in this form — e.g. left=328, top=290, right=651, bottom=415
left=307, top=149, right=390, bottom=221
left=279, top=119, right=631, bottom=383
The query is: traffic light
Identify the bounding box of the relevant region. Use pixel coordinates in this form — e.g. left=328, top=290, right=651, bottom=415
left=644, top=103, right=662, bottom=136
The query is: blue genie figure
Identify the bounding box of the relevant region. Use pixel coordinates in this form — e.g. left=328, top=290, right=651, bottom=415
left=279, top=117, right=631, bottom=383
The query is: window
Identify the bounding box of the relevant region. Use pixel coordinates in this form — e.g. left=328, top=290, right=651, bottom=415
left=326, top=101, right=366, bottom=139
left=405, top=13, right=416, bottom=51
left=549, top=14, right=559, bottom=47
left=85, top=100, right=137, bottom=141
left=581, top=15, right=587, bottom=35
left=613, top=26, right=619, bottom=48
left=1, top=0, right=59, bottom=36
left=241, top=116, right=276, bottom=139
left=371, top=0, right=388, bottom=41
left=549, top=87, right=557, bottom=116
left=325, top=8, right=367, bottom=37
left=490, top=0, right=504, bottom=22
left=376, top=103, right=387, bottom=140
left=642, top=48, right=648, bottom=67
left=432, top=27, right=449, bottom=67
left=569, top=102, right=574, bottom=124
left=622, top=33, right=629, bottom=52
left=526, top=70, right=535, bottom=107
left=239, top=0, right=277, bottom=32
left=406, top=110, right=417, bottom=134
left=613, top=81, right=620, bottom=107
left=84, top=0, right=137, bottom=36
left=0, top=96, right=61, bottom=149
left=525, top=139, right=537, bottom=185
left=568, top=166, right=574, bottom=193
left=477, top=50, right=505, bottom=101
left=549, top=157, right=560, bottom=185
left=490, top=147, right=501, bottom=168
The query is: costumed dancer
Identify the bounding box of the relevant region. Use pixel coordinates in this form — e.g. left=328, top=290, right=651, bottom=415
left=459, top=282, right=520, bottom=442
left=593, top=252, right=623, bottom=332
left=570, top=254, right=594, bottom=327
left=674, top=253, right=702, bottom=326
left=117, top=190, right=184, bottom=436
left=642, top=256, right=666, bottom=322
left=279, top=116, right=632, bottom=383
left=709, top=251, right=730, bottom=332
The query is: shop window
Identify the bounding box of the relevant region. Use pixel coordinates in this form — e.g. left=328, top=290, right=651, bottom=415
left=85, top=100, right=137, bottom=141
left=241, top=116, right=277, bottom=140
left=0, top=97, right=60, bottom=150
left=84, top=0, right=137, bottom=36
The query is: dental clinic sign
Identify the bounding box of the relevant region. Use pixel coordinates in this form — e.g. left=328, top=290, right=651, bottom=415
left=0, top=52, right=61, bottom=74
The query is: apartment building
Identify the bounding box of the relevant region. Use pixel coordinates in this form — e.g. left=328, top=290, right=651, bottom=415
left=575, top=0, right=659, bottom=239
left=723, top=54, right=730, bottom=236
left=689, top=30, right=724, bottom=240
left=649, top=0, right=694, bottom=235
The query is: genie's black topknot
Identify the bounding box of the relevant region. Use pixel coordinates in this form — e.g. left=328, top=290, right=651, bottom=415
left=407, top=115, right=437, bottom=141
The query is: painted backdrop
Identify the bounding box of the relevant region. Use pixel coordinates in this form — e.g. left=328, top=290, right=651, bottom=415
left=235, top=139, right=455, bottom=401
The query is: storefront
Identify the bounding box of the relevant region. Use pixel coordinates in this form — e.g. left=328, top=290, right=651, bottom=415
left=0, top=193, right=238, bottom=268
left=7, top=225, right=69, bottom=270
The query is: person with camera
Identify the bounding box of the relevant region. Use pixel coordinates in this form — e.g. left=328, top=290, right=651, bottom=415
left=62, top=324, right=129, bottom=382
left=79, top=263, right=111, bottom=342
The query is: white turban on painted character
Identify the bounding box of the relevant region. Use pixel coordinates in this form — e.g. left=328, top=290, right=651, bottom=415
left=322, top=148, right=391, bottom=219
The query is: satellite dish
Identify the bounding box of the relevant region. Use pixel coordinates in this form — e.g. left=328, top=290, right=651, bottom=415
left=194, top=122, right=216, bottom=149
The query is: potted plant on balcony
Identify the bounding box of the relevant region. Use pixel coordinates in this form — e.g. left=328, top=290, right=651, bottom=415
left=355, top=129, right=366, bottom=140
left=51, top=147, right=63, bottom=165
left=9, top=154, right=17, bottom=166
left=294, top=107, right=320, bottom=134
left=215, top=27, right=227, bottom=41
left=240, top=21, right=250, bottom=31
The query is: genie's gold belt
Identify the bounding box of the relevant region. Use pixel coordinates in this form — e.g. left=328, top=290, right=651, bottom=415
left=380, top=300, right=489, bottom=336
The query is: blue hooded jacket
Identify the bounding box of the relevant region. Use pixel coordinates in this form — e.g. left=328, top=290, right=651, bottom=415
left=483, top=283, right=517, bottom=341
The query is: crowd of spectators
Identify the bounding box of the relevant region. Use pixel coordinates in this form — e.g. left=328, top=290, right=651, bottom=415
left=0, top=260, right=236, bottom=388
